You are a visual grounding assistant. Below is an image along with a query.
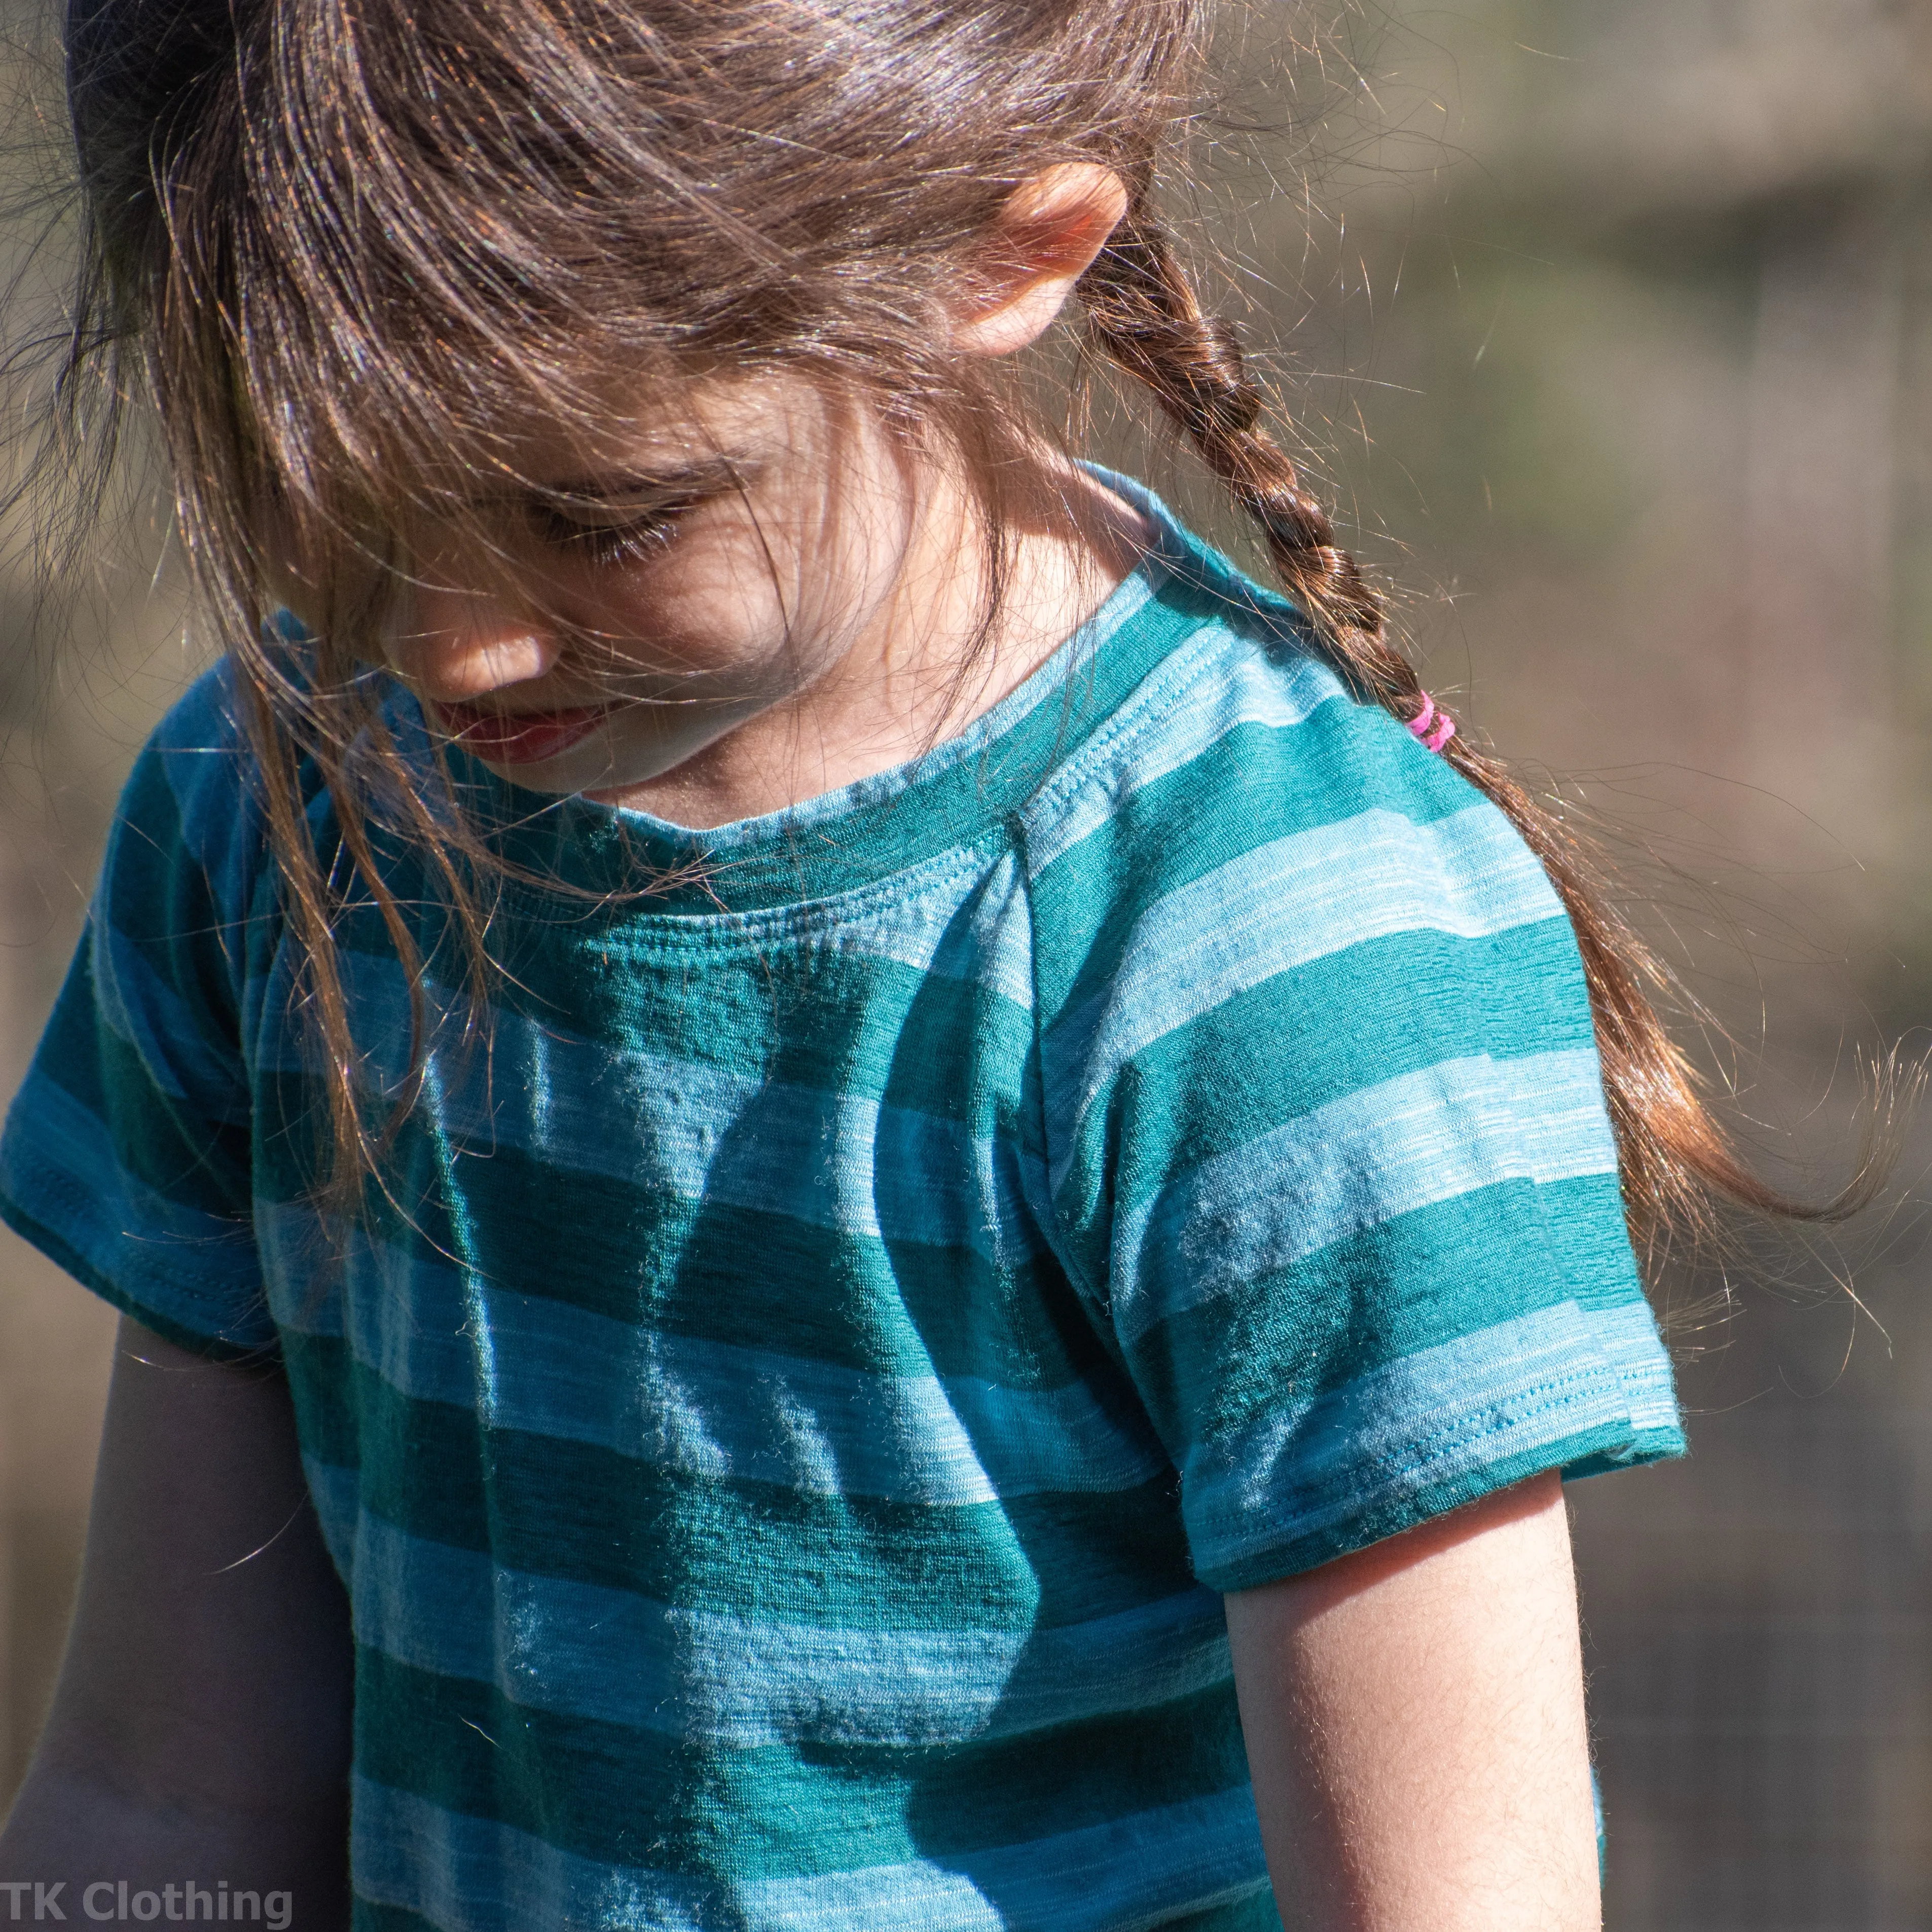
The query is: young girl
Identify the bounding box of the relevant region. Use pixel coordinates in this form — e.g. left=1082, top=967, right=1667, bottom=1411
left=0, top=0, right=1764, bottom=1923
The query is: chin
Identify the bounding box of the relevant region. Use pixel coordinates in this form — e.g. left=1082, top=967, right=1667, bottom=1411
left=470, top=716, right=746, bottom=806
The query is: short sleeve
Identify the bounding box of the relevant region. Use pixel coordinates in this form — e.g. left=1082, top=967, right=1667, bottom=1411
left=1028, top=648, right=1684, bottom=1593
left=0, top=665, right=277, bottom=1360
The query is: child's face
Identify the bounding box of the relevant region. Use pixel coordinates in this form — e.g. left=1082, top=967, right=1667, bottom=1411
left=382, top=372, right=929, bottom=803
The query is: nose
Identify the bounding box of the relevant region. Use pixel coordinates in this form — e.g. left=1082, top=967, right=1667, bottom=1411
left=389, top=582, right=559, bottom=703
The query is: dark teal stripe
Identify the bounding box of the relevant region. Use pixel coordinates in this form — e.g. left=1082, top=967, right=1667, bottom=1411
left=1029, top=698, right=1483, bottom=1016
left=92, top=1027, right=254, bottom=1213
left=1082, top=921, right=1596, bottom=1226
left=326, top=905, right=1038, bottom=1122
left=32, top=951, right=113, bottom=1118
left=1151, top=1900, right=1282, bottom=1932
left=262, top=1138, right=1093, bottom=1391
left=351, top=1903, right=443, bottom=1932
left=283, top=1332, right=361, bottom=1469
left=25, top=939, right=251, bottom=1222
left=1125, top=1175, right=1639, bottom=1451
left=353, top=1645, right=1250, bottom=1879
left=0, top=1191, right=268, bottom=1365
left=287, top=1342, right=1195, bottom=1629
left=100, top=744, right=271, bottom=1086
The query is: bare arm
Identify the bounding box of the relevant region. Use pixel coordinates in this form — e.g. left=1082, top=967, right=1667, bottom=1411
left=1225, top=1472, right=1599, bottom=1932
left=1, top=1316, right=354, bottom=1927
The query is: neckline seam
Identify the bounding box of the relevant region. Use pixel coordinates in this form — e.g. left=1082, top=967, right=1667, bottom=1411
left=486, top=823, right=1023, bottom=945
left=591, top=560, right=1171, bottom=854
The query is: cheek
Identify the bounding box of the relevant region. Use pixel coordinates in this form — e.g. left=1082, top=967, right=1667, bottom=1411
left=587, top=498, right=897, bottom=682
left=579, top=513, right=808, bottom=673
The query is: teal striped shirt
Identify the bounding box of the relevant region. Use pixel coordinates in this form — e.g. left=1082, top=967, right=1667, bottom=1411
left=0, top=485, right=1682, bottom=1929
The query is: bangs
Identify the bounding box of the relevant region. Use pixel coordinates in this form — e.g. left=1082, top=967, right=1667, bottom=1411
left=148, top=0, right=1131, bottom=575
left=191, top=0, right=766, bottom=558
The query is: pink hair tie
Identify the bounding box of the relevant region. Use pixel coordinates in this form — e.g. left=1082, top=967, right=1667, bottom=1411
left=1406, top=692, right=1456, bottom=754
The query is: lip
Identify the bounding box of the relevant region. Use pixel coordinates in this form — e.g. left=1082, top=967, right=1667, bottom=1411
left=433, top=700, right=611, bottom=765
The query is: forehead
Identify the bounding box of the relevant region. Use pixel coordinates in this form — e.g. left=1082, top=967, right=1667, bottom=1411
left=459, top=366, right=841, bottom=494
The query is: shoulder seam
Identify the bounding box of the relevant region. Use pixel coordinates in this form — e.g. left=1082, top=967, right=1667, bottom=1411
left=1006, top=808, right=1112, bottom=1320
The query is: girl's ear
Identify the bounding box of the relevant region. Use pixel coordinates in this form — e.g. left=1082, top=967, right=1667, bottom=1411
left=951, top=163, right=1128, bottom=359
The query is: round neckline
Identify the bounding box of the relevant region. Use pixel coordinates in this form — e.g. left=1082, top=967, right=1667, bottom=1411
left=418, top=472, right=1291, bottom=918
left=581, top=471, right=1182, bottom=847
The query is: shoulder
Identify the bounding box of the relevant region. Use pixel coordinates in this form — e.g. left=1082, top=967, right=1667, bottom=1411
left=112, top=658, right=266, bottom=882
left=96, top=657, right=284, bottom=985
left=1019, top=535, right=1566, bottom=1027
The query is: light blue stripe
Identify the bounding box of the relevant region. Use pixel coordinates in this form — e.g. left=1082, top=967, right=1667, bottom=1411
left=340, top=1505, right=1229, bottom=1745
left=352, top=1775, right=1269, bottom=1932
left=1587, top=1299, right=1684, bottom=1436
left=1044, top=801, right=1566, bottom=1180
left=352, top=1777, right=716, bottom=1932
left=739, top=1789, right=1269, bottom=1932
left=0, top=1068, right=268, bottom=1343
left=305, top=953, right=1051, bottom=1267
left=1020, top=624, right=1347, bottom=877
left=1184, top=1299, right=1669, bottom=1578
left=1112, top=1048, right=1619, bottom=1344
left=269, top=1219, right=1168, bottom=1504
left=802, top=844, right=1036, bottom=1011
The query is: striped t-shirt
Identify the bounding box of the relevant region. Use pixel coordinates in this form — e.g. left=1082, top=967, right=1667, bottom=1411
left=0, top=485, right=1683, bottom=1930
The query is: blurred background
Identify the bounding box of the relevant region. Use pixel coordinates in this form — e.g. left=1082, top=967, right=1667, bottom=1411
left=3, top=1, right=1932, bottom=1925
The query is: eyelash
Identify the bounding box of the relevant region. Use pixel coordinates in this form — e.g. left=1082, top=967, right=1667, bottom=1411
left=533, top=500, right=694, bottom=567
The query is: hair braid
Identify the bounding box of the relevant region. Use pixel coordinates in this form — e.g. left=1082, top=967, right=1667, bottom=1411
left=1076, top=208, right=1406, bottom=699
left=1076, top=205, right=1870, bottom=1254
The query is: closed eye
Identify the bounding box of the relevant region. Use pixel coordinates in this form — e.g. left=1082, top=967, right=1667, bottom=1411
left=529, top=496, right=698, bottom=568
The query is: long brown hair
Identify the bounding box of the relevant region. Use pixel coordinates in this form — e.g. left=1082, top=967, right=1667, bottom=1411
left=48, top=0, right=1864, bottom=1244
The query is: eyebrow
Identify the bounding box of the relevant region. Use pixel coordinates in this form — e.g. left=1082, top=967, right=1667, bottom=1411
left=512, top=455, right=745, bottom=509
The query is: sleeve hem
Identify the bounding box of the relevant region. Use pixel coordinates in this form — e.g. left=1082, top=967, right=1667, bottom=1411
left=0, top=1192, right=277, bottom=1367
left=1197, top=1414, right=1686, bottom=1595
